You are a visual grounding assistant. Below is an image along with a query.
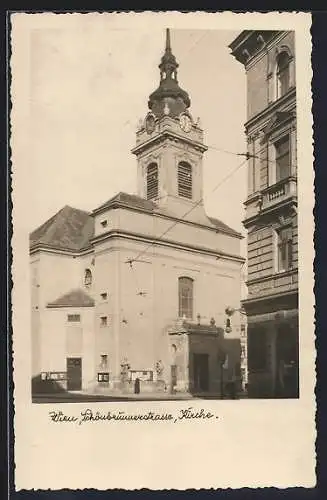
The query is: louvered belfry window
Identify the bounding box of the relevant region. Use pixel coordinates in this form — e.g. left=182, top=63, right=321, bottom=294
left=146, top=163, right=159, bottom=200
left=178, top=161, right=192, bottom=199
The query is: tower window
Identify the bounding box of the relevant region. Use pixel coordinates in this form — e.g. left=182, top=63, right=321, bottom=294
left=276, top=51, right=291, bottom=99
left=146, top=163, right=159, bottom=200
left=178, top=162, right=192, bottom=199
left=178, top=277, right=194, bottom=319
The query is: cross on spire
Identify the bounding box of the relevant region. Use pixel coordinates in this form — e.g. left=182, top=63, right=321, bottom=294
left=166, top=28, right=171, bottom=52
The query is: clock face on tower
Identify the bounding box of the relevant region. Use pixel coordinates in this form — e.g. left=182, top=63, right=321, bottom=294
left=145, top=113, right=156, bottom=135
left=179, top=113, right=192, bottom=133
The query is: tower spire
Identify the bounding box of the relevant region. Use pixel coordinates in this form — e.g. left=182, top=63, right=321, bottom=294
left=148, top=29, right=191, bottom=118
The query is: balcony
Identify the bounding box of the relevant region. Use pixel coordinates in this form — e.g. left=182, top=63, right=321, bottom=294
left=261, top=176, right=297, bottom=211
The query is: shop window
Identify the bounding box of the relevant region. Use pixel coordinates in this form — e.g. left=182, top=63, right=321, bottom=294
left=98, top=372, right=109, bottom=383
left=248, top=329, right=268, bottom=371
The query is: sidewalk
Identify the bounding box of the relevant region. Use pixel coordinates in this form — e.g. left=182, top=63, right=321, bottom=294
left=33, top=390, right=248, bottom=403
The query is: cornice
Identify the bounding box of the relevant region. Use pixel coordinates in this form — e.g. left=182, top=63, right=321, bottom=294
left=93, top=203, right=243, bottom=239
left=131, top=130, right=208, bottom=156
left=91, top=229, right=245, bottom=264
left=29, top=244, right=93, bottom=258
left=242, top=288, right=298, bottom=306
left=246, top=267, right=298, bottom=286
left=245, top=87, right=296, bottom=132
left=229, top=30, right=284, bottom=66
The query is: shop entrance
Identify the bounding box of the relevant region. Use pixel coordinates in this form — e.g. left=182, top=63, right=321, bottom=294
left=193, top=353, right=209, bottom=392
left=276, top=325, right=299, bottom=398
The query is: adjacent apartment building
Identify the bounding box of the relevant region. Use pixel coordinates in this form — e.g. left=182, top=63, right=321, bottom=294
left=229, top=31, right=299, bottom=398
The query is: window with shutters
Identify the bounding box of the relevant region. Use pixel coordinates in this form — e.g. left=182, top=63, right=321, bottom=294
left=178, top=277, right=193, bottom=319
left=177, top=162, right=192, bottom=199
left=277, top=226, right=293, bottom=272
left=275, top=135, right=290, bottom=182
left=146, top=163, right=159, bottom=200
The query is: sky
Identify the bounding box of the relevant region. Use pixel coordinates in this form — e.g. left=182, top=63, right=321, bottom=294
left=17, top=18, right=248, bottom=254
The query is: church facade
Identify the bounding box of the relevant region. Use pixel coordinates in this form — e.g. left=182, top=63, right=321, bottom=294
left=30, top=30, right=244, bottom=398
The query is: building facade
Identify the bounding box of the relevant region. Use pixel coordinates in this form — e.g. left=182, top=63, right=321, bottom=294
left=30, top=30, right=244, bottom=398
left=229, top=31, right=299, bottom=398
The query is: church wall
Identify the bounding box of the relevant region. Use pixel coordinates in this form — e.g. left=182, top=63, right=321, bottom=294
left=31, top=254, right=41, bottom=377
left=98, top=207, right=242, bottom=257
left=31, top=250, right=95, bottom=380
left=39, top=306, right=95, bottom=390
left=94, top=209, right=119, bottom=238
left=92, top=244, right=119, bottom=385
left=111, top=238, right=242, bottom=387
left=36, top=252, right=84, bottom=308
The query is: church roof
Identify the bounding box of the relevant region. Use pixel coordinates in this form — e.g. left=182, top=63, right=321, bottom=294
left=30, top=205, right=94, bottom=251
left=207, top=216, right=242, bottom=237
left=94, top=191, right=159, bottom=213
left=30, top=196, right=241, bottom=254
left=47, top=288, right=95, bottom=308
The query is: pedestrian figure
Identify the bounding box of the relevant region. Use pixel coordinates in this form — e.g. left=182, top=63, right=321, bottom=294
left=134, top=377, right=140, bottom=394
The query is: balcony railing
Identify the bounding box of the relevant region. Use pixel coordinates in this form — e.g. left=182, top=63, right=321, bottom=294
left=261, top=176, right=297, bottom=210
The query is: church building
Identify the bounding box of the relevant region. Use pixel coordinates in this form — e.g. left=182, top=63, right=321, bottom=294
left=30, top=29, right=244, bottom=398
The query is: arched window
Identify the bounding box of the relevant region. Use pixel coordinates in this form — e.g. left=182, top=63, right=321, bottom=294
left=178, top=277, right=194, bottom=319
left=177, top=161, right=192, bottom=199
left=84, top=268, right=92, bottom=288
left=276, top=51, right=291, bottom=99
left=146, top=163, right=159, bottom=200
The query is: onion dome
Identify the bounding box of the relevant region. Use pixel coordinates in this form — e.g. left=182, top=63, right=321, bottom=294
left=148, top=29, right=191, bottom=118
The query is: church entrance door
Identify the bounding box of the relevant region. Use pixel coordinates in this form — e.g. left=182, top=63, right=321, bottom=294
left=67, top=357, right=82, bottom=391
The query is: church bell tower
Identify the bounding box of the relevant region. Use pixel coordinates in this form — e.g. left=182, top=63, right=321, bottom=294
left=131, top=29, right=209, bottom=223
